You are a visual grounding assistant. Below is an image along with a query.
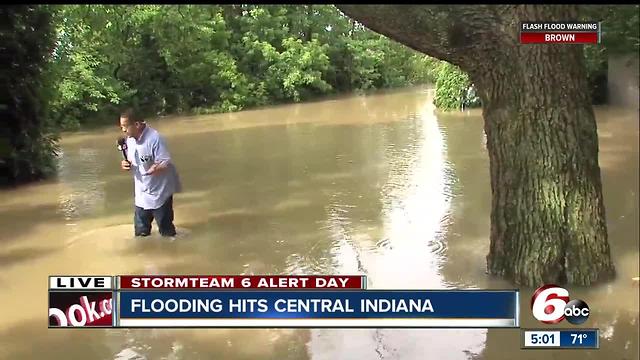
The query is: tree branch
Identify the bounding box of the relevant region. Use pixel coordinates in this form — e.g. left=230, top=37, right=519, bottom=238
left=335, top=5, right=508, bottom=70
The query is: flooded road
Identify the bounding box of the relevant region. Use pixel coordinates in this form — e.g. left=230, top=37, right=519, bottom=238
left=0, top=87, right=637, bottom=360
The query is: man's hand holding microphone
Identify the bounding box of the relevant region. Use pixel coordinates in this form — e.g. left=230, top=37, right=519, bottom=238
left=118, top=137, right=131, bottom=171
left=117, top=136, right=166, bottom=174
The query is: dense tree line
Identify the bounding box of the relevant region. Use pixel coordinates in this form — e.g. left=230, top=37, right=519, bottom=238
left=1, top=6, right=58, bottom=185
left=1, top=5, right=637, bottom=186
left=46, top=5, right=438, bottom=130
left=1, top=4, right=438, bottom=185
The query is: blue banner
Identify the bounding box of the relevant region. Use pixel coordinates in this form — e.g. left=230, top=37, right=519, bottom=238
left=119, top=290, right=518, bottom=321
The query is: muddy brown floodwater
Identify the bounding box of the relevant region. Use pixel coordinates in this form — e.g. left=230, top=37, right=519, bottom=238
left=0, top=86, right=637, bottom=360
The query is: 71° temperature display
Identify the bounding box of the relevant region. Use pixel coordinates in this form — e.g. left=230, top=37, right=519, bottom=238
left=522, top=329, right=599, bottom=349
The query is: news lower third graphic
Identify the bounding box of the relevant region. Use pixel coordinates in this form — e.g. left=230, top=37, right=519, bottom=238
left=47, top=275, right=601, bottom=350
left=520, top=21, right=601, bottom=44
left=117, top=289, right=518, bottom=328
left=48, top=275, right=519, bottom=328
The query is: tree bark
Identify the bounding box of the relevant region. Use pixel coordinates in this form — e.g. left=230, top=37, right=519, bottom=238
left=336, top=5, right=615, bottom=286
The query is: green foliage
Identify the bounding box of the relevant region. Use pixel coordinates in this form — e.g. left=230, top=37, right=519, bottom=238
left=1, top=5, right=59, bottom=185
left=5, top=5, right=637, bottom=186
left=43, top=4, right=440, bottom=128
left=407, top=54, right=440, bottom=85
left=272, top=38, right=332, bottom=102
left=583, top=45, right=608, bottom=104
left=49, top=49, right=129, bottom=129
left=579, top=5, right=638, bottom=104
left=582, top=5, right=639, bottom=55
left=346, top=38, right=383, bottom=91
left=434, top=62, right=472, bottom=111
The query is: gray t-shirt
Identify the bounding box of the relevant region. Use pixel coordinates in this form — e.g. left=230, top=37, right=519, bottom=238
left=126, top=126, right=181, bottom=210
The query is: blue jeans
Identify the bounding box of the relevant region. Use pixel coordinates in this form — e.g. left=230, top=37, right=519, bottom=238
left=134, top=196, right=176, bottom=237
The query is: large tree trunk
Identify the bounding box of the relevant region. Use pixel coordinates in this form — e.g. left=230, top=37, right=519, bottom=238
left=336, top=5, right=615, bottom=286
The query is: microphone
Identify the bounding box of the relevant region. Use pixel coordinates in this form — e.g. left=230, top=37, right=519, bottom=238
left=117, top=137, right=128, bottom=161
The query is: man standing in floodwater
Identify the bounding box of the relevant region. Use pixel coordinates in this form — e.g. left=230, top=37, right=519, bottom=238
left=119, top=108, right=181, bottom=237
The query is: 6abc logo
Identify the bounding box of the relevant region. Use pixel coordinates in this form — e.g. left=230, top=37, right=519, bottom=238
left=531, top=284, right=590, bottom=325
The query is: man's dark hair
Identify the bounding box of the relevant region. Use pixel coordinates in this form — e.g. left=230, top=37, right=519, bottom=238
left=120, top=108, right=144, bottom=123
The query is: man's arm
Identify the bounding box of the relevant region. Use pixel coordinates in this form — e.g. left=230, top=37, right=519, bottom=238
left=147, top=136, right=171, bottom=175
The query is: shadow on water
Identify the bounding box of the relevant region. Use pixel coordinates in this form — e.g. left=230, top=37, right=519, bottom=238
left=0, top=246, right=62, bottom=270
left=0, top=319, right=113, bottom=359
left=0, top=203, right=65, bottom=246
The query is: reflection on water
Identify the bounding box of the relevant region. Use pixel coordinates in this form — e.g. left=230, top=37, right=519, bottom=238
left=307, top=96, right=486, bottom=360
left=57, top=148, right=106, bottom=219
left=0, top=86, right=637, bottom=360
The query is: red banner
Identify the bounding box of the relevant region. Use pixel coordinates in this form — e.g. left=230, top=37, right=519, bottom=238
left=520, top=32, right=598, bottom=44
left=119, top=275, right=365, bottom=289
